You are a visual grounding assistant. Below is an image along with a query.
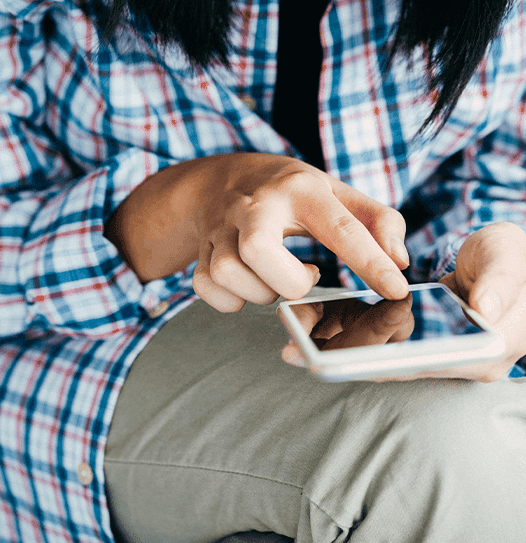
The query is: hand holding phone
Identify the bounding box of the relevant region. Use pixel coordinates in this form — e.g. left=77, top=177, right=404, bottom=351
left=278, top=283, right=504, bottom=381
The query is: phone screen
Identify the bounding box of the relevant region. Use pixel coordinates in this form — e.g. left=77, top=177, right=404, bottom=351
left=292, top=286, right=484, bottom=352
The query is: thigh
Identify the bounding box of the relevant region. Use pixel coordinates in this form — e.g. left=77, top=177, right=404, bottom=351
left=104, top=290, right=526, bottom=543
left=104, top=288, right=354, bottom=542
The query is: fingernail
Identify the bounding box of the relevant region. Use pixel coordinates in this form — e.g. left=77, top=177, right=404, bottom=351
left=313, top=269, right=321, bottom=285
left=380, top=271, right=408, bottom=299
left=476, top=288, right=501, bottom=322
left=390, top=237, right=410, bottom=267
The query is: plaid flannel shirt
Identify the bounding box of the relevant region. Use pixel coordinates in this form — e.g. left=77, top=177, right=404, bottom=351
left=2, top=0, right=526, bottom=540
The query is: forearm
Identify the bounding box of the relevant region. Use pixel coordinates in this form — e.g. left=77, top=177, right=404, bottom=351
left=105, top=159, right=206, bottom=283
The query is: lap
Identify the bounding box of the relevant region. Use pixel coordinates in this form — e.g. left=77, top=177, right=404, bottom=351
left=104, top=289, right=526, bottom=543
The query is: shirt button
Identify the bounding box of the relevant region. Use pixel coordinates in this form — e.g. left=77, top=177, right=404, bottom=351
left=147, top=300, right=170, bottom=319
left=240, top=95, right=257, bottom=111
left=77, top=462, right=93, bottom=486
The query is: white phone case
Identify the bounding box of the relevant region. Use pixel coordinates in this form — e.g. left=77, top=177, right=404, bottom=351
left=278, top=283, right=504, bottom=381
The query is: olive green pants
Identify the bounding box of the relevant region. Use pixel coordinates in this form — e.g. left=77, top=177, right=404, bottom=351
left=104, top=289, right=526, bottom=543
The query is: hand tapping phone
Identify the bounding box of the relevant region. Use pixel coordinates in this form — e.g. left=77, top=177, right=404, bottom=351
left=278, top=283, right=504, bottom=381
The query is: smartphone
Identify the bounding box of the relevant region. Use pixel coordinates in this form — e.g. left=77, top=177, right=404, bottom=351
left=278, top=283, right=504, bottom=381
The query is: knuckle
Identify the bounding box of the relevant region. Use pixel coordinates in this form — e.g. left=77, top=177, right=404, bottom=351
left=210, top=254, right=238, bottom=285
left=280, top=170, right=321, bottom=194
left=330, top=215, right=361, bottom=244
left=238, top=232, right=268, bottom=263
left=373, top=206, right=406, bottom=236
left=192, top=272, right=246, bottom=313
left=191, top=270, right=210, bottom=298
left=282, top=171, right=305, bottom=186
left=385, top=207, right=406, bottom=231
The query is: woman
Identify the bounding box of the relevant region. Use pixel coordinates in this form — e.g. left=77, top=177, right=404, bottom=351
left=1, top=0, right=526, bottom=541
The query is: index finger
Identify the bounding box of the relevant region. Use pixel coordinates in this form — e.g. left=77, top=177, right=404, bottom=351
left=295, top=188, right=409, bottom=299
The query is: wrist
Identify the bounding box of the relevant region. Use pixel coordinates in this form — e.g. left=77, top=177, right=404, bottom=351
left=105, top=163, right=201, bottom=282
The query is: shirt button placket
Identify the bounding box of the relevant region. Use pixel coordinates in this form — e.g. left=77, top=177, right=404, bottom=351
left=240, top=95, right=257, bottom=111
left=147, top=300, right=170, bottom=319
left=77, top=462, right=93, bottom=486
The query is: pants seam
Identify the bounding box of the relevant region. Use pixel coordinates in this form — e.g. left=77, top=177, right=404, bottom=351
left=104, top=457, right=304, bottom=490
left=304, top=492, right=353, bottom=532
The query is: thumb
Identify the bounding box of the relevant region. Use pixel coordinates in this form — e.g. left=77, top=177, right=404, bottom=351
left=464, top=225, right=526, bottom=324
left=470, top=281, right=504, bottom=325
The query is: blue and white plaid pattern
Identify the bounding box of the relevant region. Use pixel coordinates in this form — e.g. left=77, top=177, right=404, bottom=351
left=2, top=0, right=526, bottom=540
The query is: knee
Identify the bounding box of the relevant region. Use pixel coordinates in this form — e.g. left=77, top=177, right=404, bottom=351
left=400, top=378, right=524, bottom=441
left=354, top=379, right=526, bottom=541
left=299, top=379, right=526, bottom=542
left=391, top=378, right=526, bottom=489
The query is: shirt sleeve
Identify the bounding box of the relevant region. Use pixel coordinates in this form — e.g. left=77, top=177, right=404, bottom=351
left=0, top=1, right=191, bottom=339
left=402, top=92, right=526, bottom=282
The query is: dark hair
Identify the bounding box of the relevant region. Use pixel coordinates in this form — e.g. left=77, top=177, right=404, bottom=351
left=99, top=0, right=514, bottom=133
left=388, top=0, right=514, bottom=135
left=100, top=0, right=235, bottom=67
